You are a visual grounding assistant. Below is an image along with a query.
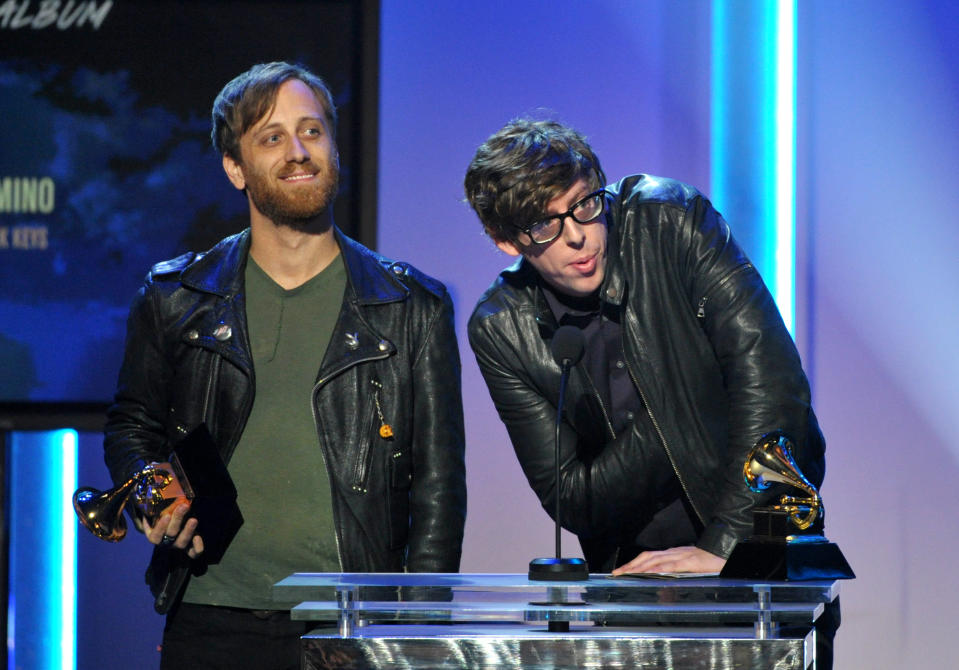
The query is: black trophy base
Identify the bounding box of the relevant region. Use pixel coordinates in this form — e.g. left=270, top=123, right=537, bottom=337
left=528, top=556, right=589, bottom=581
left=752, top=505, right=824, bottom=539
left=721, top=538, right=856, bottom=581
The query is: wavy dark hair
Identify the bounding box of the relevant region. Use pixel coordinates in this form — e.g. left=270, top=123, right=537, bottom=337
left=211, top=61, right=337, bottom=162
left=464, top=118, right=605, bottom=243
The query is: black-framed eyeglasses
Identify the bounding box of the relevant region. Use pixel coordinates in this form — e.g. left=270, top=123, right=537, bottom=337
left=511, top=189, right=607, bottom=245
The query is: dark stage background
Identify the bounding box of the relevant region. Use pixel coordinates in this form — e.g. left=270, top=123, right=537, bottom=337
left=1, top=2, right=379, bottom=666
left=0, top=0, right=378, bottom=412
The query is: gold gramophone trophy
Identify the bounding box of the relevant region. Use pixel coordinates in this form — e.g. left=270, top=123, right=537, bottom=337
left=73, top=456, right=193, bottom=542
left=720, top=431, right=855, bottom=581
left=73, top=425, right=240, bottom=561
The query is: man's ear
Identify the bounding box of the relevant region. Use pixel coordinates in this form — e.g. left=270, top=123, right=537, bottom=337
left=494, top=237, right=523, bottom=257
left=222, top=154, right=246, bottom=191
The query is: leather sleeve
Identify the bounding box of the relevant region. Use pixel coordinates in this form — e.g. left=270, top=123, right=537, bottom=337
left=468, top=308, right=664, bottom=539
left=678, top=195, right=825, bottom=557
left=405, top=288, right=467, bottom=572
left=103, top=275, right=174, bottom=486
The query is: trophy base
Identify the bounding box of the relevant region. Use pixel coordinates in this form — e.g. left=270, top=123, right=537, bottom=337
left=721, top=538, right=855, bottom=581
left=528, top=557, right=589, bottom=581
left=169, top=425, right=243, bottom=564
left=752, top=505, right=823, bottom=538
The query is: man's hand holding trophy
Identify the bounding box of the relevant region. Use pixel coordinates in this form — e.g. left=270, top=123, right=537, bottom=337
left=73, top=454, right=193, bottom=543
left=72, top=425, right=240, bottom=564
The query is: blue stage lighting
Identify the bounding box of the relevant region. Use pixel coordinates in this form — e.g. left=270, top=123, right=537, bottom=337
left=8, top=429, right=77, bottom=670
left=711, top=0, right=796, bottom=334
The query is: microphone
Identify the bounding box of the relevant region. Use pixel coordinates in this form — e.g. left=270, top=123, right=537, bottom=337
left=551, top=324, right=585, bottom=369
left=528, top=325, right=589, bottom=584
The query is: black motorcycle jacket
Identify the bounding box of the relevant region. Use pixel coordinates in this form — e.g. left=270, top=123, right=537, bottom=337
left=468, top=175, right=824, bottom=571
left=105, top=227, right=466, bottom=611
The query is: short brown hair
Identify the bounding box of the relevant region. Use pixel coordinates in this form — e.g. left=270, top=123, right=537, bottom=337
left=211, top=61, right=337, bottom=162
left=464, top=118, right=605, bottom=243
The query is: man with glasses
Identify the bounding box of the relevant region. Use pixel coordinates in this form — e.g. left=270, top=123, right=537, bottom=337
left=464, top=118, right=827, bottom=579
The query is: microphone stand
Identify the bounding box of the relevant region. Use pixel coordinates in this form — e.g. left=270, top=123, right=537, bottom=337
left=527, top=326, right=590, bottom=632
left=529, top=327, right=589, bottom=585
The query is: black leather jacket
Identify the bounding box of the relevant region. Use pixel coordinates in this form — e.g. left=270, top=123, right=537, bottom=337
left=468, top=175, right=824, bottom=571
left=105, top=227, right=466, bottom=610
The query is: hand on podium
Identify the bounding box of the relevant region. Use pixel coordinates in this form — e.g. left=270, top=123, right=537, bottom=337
left=611, top=545, right=725, bottom=576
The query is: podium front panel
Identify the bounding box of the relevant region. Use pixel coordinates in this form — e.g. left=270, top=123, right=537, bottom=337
left=274, top=573, right=836, bottom=670
left=300, top=624, right=813, bottom=670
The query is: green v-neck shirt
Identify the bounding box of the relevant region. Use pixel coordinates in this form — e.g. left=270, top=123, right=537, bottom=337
left=183, top=252, right=346, bottom=609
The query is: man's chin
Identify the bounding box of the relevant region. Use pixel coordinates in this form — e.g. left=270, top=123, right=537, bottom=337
left=252, top=190, right=336, bottom=232
left=248, top=172, right=339, bottom=230
left=270, top=208, right=333, bottom=233
left=558, top=273, right=603, bottom=297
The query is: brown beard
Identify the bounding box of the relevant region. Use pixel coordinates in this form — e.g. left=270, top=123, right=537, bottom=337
left=244, top=158, right=340, bottom=231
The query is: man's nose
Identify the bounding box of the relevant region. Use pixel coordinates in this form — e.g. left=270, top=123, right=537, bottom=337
left=286, top=135, right=309, bottom=162
left=561, top=216, right=586, bottom=246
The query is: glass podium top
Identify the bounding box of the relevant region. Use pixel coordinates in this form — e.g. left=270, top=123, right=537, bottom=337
left=275, top=571, right=842, bottom=586
left=274, top=571, right=839, bottom=599
left=273, top=572, right=840, bottom=635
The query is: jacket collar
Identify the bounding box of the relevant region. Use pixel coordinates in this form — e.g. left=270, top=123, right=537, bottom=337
left=178, top=226, right=408, bottom=304
left=497, top=257, right=557, bottom=335
left=335, top=227, right=409, bottom=305
left=180, top=229, right=250, bottom=297
left=598, top=189, right=625, bottom=308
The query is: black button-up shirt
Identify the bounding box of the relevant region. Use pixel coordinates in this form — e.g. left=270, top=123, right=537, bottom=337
left=542, top=283, right=699, bottom=554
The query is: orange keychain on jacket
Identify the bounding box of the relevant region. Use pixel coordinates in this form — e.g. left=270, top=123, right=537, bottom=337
left=372, top=380, right=394, bottom=439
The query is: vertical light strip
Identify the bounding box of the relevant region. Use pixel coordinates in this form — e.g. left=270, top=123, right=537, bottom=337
left=775, top=0, right=797, bottom=334
left=60, top=430, right=78, bottom=670
left=711, top=0, right=796, bottom=336
left=8, top=430, right=78, bottom=670
left=709, top=0, right=728, bottom=214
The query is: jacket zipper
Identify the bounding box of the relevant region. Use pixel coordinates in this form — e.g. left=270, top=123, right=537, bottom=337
left=622, top=317, right=707, bottom=527
left=311, top=347, right=392, bottom=571
left=201, top=355, right=220, bottom=432
left=579, top=366, right=617, bottom=441
left=350, top=378, right=386, bottom=493
left=697, top=263, right=753, bottom=321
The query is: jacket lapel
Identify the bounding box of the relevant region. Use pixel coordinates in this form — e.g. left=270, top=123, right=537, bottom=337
left=176, top=230, right=253, bottom=375
left=316, top=228, right=408, bottom=385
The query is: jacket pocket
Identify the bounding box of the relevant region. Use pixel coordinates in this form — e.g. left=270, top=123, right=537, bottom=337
left=350, top=378, right=392, bottom=494
left=349, top=406, right=377, bottom=494
left=167, top=346, right=221, bottom=444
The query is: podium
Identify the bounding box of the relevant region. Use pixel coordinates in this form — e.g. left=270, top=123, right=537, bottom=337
left=273, top=573, right=840, bottom=669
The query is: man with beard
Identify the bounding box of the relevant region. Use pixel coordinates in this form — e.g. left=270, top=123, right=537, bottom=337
left=103, top=62, right=466, bottom=669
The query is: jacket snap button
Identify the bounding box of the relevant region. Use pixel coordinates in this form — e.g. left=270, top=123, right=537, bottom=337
left=213, top=324, right=232, bottom=341
left=378, top=340, right=389, bottom=351
left=186, top=329, right=199, bottom=341
left=606, top=287, right=617, bottom=298
left=391, top=263, right=405, bottom=275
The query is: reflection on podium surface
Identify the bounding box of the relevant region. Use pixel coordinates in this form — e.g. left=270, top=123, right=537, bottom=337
left=273, top=572, right=840, bottom=670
